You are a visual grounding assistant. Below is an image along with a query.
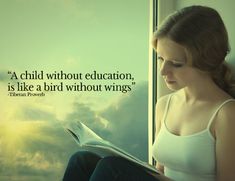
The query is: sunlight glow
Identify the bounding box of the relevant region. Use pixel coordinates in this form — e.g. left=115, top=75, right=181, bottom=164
left=2, top=121, right=40, bottom=150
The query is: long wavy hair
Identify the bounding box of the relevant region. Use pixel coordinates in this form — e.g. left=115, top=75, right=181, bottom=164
left=152, top=5, right=235, bottom=97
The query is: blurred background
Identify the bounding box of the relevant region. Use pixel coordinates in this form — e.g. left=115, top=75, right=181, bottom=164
left=0, top=0, right=150, bottom=180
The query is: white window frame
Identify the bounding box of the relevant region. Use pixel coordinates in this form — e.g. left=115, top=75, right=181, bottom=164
left=148, top=0, right=176, bottom=164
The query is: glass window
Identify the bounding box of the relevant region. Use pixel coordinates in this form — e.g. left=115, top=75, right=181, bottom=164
left=0, top=0, right=151, bottom=180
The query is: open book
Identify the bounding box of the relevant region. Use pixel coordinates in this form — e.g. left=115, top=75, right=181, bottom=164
left=65, top=121, right=159, bottom=175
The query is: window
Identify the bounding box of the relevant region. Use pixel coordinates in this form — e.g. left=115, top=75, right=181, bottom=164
left=0, top=0, right=151, bottom=180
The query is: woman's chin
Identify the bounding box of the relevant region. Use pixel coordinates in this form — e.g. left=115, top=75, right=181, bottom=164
left=166, top=82, right=182, bottom=91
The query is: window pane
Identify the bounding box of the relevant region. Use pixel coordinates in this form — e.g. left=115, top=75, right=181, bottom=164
left=0, top=0, right=150, bottom=180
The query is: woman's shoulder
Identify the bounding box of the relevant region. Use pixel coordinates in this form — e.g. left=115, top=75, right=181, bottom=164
left=156, top=92, right=177, bottom=114
left=156, top=93, right=172, bottom=108
left=155, top=93, right=174, bottom=134
left=217, top=98, right=235, bottom=119
left=156, top=91, right=180, bottom=105
left=215, top=98, right=235, bottom=133
left=214, top=91, right=235, bottom=113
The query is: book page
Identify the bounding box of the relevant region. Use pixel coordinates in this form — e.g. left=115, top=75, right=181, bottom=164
left=66, top=121, right=105, bottom=144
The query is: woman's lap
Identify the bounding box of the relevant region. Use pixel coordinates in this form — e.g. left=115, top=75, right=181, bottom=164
left=63, top=151, right=159, bottom=181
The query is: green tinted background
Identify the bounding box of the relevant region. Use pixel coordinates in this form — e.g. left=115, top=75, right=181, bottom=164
left=0, top=0, right=150, bottom=180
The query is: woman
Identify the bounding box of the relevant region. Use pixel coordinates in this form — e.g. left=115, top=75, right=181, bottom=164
left=152, top=5, right=235, bottom=181
left=63, top=5, right=235, bottom=181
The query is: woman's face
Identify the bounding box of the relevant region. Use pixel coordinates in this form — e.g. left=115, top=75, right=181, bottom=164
left=156, top=37, right=202, bottom=91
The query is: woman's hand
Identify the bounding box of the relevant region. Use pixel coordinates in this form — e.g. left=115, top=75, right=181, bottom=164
left=154, top=174, right=173, bottom=181
left=147, top=171, right=173, bottom=181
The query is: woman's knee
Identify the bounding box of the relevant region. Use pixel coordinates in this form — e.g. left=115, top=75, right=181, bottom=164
left=96, top=156, right=127, bottom=170
left=63, top=151, right=101, bottom=181
left=68, top=151, right=101, bottom=166
left=70, top=151, right=93, bottom=158
left=70, top=151, right=99, bottom=160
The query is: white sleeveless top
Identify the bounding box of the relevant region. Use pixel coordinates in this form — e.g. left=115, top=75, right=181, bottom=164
left=152, top=95, right=235, bottom=181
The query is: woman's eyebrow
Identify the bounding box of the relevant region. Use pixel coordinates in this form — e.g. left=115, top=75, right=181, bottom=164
left=157, top=55, right=186, bottom=63
left=171, top=59, right=186, bottom=63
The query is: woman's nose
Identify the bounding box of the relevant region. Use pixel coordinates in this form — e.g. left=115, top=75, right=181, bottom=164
left=160, top=62, right=171, bottom=76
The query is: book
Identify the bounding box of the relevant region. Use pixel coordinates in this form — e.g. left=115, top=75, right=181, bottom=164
left=65, top=121, right=159, bottom=175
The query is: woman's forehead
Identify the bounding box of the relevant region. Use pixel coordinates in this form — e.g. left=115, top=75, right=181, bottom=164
left=156, top=38, right=188, bottom=63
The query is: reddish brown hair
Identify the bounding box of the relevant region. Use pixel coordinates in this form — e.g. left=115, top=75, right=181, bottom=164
left=153, top=6, right=235, bottom=97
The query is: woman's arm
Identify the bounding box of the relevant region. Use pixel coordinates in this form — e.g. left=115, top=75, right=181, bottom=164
left=215, top=101, right=235, bottom=181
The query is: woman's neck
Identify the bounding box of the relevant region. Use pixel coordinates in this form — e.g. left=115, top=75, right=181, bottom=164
left=180, top=78, right=229, bottom=104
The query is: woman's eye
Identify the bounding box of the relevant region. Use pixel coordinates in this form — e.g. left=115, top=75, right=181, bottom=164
left=156, top=56, right=184, bottom=67
left=172, top=63, right=184, bottom=67
left=171, top=60, right=184, bottom=67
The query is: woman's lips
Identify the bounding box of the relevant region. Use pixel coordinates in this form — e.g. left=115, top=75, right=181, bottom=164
left=166, top=80, right=176, bottom=84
